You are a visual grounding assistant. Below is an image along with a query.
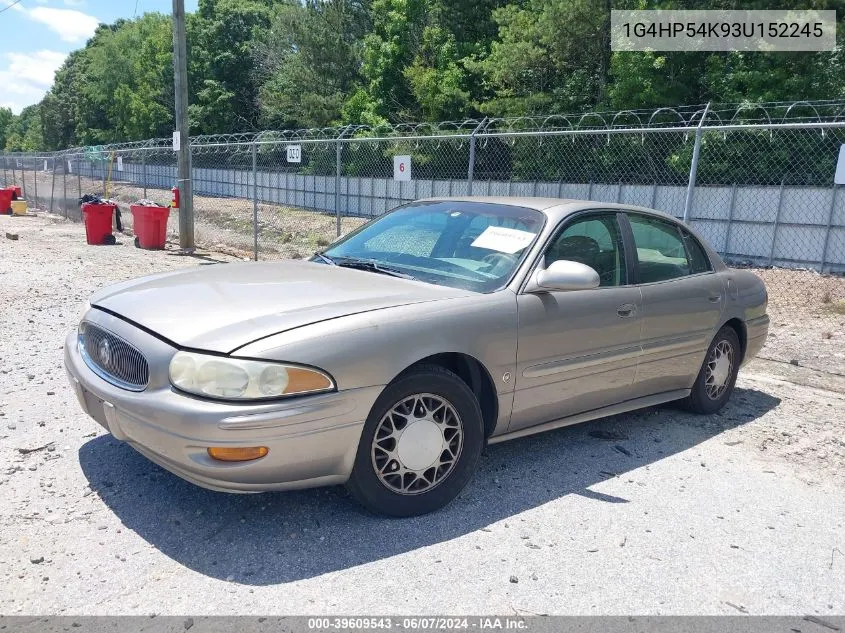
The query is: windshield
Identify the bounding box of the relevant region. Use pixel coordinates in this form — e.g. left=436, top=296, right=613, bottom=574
left=315, top=201, right=545, bottom=292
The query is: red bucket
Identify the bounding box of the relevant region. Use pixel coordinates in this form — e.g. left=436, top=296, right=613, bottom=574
left=81, top=203, right=117, bottom=245
left=0, top=189, right=12, bottom=214
left=130, top=204, right=169, bottom=249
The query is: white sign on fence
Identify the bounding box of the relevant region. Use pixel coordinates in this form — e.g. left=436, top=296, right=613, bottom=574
left=836, top=144, right=845, bottom=185
left=393, top=155, right=411, bottom=181
left=286, top=145, right=302, bottom=163
left=117, top=156, right=124, bottom=172
left=67, top=160, right=72, bottom=173
left=43, top=160, right=48, bottom=172
left=172, top=130, right=180, bottom=151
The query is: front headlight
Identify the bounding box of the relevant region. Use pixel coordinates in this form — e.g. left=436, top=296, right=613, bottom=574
left=169, top=351, right=334, bottom=400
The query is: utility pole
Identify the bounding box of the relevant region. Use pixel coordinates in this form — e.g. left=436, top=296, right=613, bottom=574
left=172, top=0, right=194, bottom=251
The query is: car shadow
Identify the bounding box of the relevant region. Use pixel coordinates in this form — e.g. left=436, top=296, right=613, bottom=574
left=78, top=387, right=779, bottom=585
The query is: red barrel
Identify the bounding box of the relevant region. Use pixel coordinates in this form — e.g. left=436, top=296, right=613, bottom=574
left=81, top=203, right=117, bottom=245
left=0, top=188, right=12, bottom=214
left=130, top=204, right=169, bottom=249
left=9, top=185, right=21, bottom=199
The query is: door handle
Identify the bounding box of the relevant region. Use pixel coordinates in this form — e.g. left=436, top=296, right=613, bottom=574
left=616, top=303, right=636, bottom=318
left=708, top=294, right=721, bottom=303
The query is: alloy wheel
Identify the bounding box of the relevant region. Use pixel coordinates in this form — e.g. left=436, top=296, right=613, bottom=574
left=371, top=393, right=464, bottom=495
left=704, top=339, right=734, bottom=400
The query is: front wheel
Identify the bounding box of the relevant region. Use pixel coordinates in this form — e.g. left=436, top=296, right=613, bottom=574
left=682, top=326, right=741, bottom=414
left=347, top=365, right=484, bottom=517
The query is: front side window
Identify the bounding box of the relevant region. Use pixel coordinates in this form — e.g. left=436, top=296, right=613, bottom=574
left=319, top=201, right=545, bottom=292
left=544, top=213, right=627, bottom=287
left=628, top=214, right=694, bottom=283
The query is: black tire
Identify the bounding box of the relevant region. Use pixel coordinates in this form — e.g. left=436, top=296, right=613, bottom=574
left=682, top=326, right=741, bottom=414
left=103, top=234, right=116, bottom=245
left=347, top=364, right=484, bottom=517
left=134, top=236, right=140, bottom=248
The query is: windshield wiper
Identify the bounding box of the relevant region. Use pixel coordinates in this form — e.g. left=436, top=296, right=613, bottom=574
left=333, top=257, right=417, bottom=280
left=313, top=251, right=336, bottom=265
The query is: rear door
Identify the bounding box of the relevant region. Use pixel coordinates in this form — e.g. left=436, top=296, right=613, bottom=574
left=624, top=212, right=725, bottom=396
left=510, top=211, right=643, bottom=433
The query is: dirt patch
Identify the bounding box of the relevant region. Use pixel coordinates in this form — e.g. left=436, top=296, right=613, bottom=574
left=749, top=268, right=845, bottom=375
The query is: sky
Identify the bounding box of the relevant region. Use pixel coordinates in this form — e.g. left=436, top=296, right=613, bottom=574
left=0, top=0, right=199, bottom=115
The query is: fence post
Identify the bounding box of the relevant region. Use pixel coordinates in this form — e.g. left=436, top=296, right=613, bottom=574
left=77, top=156, right=82, bottom=204
left=33, top=157, right=38, bottom=210
left=63, top=156, right=68, bottom=218
left=49, top=157, right=56, bottom=214
left=767, top=180, right=785, bottom=266
left=466, top=117, right=487, bottom=196
left=682, top=102, right=710, bottom=224
left=335, top=138, right=342, bottom=237
left=252, top=140, right=259, bottom=261
left=819, top=185, right=840, bottom=272
left=142, top=150, right=147, bottom=199
left=723, top=183, right=737, bottom=256
left=11, top=156, right=17, bottom=188
left=21, top=154, right=26, bottom=201
left=2, top=153, right=6, bottom=185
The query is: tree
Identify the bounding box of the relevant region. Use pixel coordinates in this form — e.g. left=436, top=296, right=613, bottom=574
left=471, top=0, right=611, bottom=117
left=4, top=105, right=44, bottom=151
left=256, top=0, right=369, bottom=129
left=188, top=0, right=277, bottom=134
left=0, top=107, right=13, bottom=150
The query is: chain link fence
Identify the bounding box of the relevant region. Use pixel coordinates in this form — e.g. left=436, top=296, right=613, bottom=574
left=2, top=102, right=844, bottom=372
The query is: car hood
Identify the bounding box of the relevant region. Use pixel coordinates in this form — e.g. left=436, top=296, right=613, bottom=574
left=90, top=260, right=473, bottom=353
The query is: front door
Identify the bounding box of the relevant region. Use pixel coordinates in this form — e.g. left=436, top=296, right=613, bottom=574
left=509, top=211, right=643, bottom=433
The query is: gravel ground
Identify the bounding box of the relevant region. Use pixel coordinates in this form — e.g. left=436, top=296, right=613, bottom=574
left=1, top=213, right=844, bottom=616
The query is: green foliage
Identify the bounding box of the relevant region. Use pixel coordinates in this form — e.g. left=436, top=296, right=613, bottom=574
left=0, top=107, right=13, bottom=150
left=5, top=105, right=43, bottom=151
left=256, top=0, right=369, bottom=129
left=471, top=0, right=611, bottom=116
left=3, top=0, right=845, bottom=155
left=189, top=0, right=277, bottom=134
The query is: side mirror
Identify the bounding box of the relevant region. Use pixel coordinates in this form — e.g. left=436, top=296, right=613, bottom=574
left=528, top=260, right=600, bottom=292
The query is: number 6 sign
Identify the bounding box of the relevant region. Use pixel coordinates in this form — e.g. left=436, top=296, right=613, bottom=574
left=393, top=155, right=411, bottom=181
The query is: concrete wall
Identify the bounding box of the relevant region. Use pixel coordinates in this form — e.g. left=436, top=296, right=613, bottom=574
left=103, top=161, right=845, bottom=271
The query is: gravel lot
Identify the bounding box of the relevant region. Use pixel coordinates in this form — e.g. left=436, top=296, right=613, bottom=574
left=1, top=213, right=844, bottom=616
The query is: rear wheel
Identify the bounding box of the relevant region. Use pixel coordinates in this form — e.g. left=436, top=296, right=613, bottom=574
left=347, top=365, right=484, bottom=517
left=682, top=326, right=740, bottom=414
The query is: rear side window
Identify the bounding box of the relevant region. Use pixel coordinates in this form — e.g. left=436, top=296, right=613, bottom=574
left=682, top=231, right=712, bottom=274
left=628, top=214, right=691, bottom=283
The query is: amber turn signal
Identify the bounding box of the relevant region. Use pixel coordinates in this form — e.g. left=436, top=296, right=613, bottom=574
left=207, top=446, right=269, bottom=462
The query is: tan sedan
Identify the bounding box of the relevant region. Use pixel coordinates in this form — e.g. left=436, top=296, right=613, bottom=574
left=65, top=197, right=769, bottom=516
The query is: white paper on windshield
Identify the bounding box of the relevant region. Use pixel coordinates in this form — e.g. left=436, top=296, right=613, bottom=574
left=471, top=226, right=536, bottom=254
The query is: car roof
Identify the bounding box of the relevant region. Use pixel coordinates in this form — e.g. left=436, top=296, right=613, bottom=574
left=417, top=196, right=681, bottom=222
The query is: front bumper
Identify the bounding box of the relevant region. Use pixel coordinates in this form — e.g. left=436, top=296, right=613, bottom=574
left=64, top=309, right=380, bottom=493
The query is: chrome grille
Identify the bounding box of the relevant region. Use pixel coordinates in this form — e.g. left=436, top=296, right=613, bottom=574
left=79, top=322, right=149, bottom=391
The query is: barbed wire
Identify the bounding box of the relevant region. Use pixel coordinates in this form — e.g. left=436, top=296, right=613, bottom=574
left=3, top=100, right=845, bottom=159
